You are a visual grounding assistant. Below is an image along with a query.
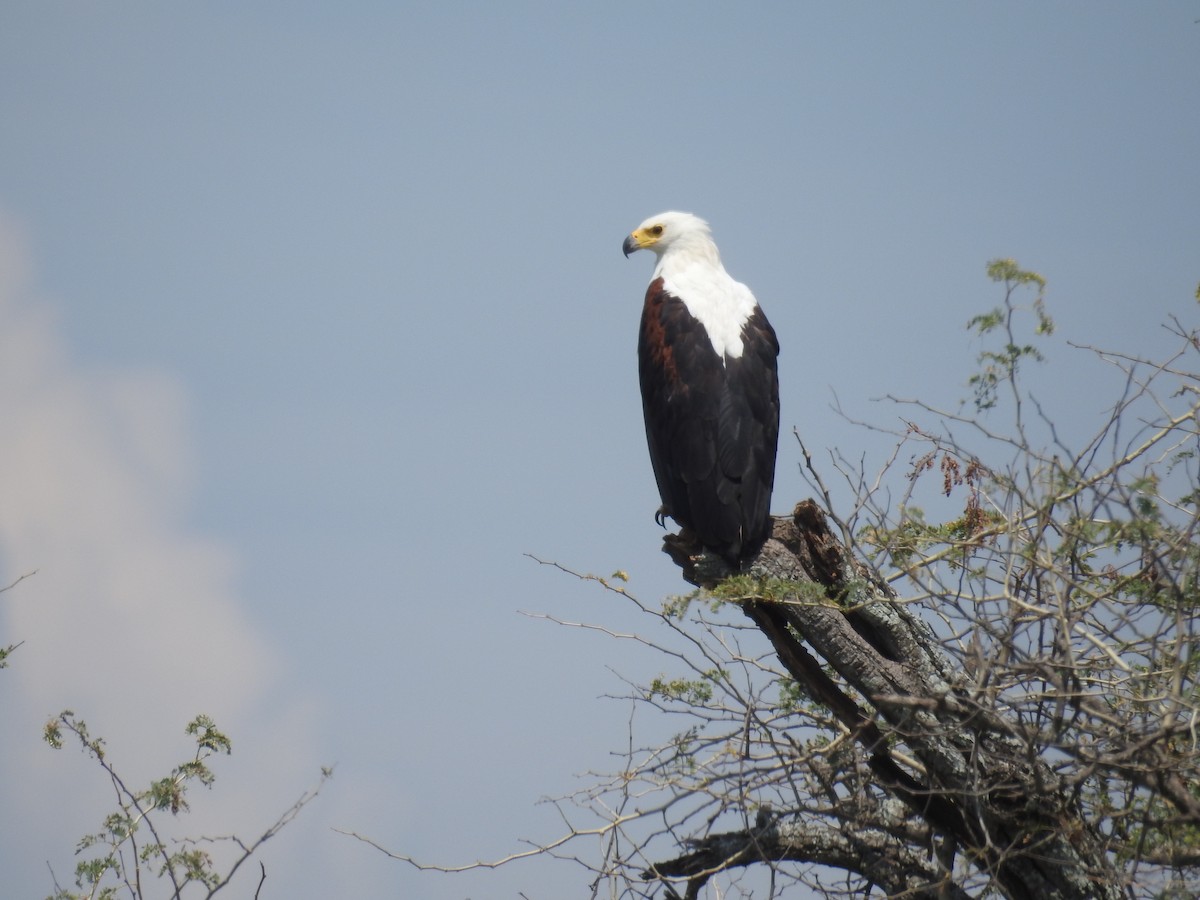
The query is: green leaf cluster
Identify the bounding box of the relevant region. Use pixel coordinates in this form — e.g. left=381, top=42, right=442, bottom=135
left=43, top=713, right=235, bottom=900
left=649, top=670, right=725, bottom=706
left=966, top=259, right=1054, bottom=411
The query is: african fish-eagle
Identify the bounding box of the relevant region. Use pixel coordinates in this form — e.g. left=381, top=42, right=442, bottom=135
left=623, top=211, right=780, bottom=569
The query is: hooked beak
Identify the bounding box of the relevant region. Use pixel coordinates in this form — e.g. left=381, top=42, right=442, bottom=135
left=622, top=234, right=640, bottom=258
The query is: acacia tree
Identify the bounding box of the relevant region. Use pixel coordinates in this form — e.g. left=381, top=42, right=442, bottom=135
left=0, top=583, right=328, bottom=899
left=40, top=711, right=330, bottom=900
left=358, top=262, right=1200, bottom=899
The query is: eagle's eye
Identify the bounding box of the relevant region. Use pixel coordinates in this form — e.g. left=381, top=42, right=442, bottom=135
left=649, top=225, right=664, bottom=236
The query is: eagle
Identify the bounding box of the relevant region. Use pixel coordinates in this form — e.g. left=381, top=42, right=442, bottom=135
left=623, top=211, right=780, bottom=569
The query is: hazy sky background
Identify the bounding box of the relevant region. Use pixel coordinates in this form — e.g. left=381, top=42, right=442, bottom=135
left=1, top=4, right=1197, bottom=898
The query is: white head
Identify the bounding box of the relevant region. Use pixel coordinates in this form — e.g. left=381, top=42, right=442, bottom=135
left=622, top=211, right=719, bottom=264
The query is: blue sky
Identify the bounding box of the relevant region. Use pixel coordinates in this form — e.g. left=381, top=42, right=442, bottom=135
left=0, top=4, right=1197, bottom=898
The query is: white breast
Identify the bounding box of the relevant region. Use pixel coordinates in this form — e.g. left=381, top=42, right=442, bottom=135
left=660, top=261, right=757, bottom=361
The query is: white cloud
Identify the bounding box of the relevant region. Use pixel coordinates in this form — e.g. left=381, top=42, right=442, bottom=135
left=0, top=211, right=317, bottom=895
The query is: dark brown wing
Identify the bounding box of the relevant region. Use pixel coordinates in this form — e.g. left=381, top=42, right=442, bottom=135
left=722, top=305, right=780, bottom=561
